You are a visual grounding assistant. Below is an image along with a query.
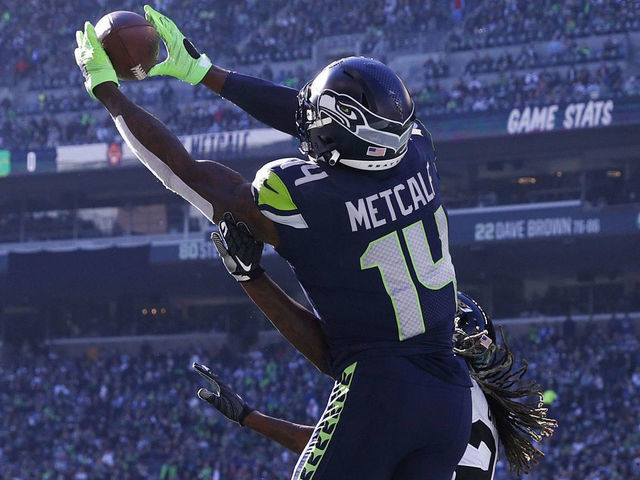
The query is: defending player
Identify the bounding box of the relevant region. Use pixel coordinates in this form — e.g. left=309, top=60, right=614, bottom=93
left=75, top=7, right=472, bottom=478
left=198, top=214, right=556, bottom=479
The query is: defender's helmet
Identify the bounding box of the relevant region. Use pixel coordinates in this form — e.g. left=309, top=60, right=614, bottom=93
left=455, top=292, right=496, bottom=369
left=296, top=56, right=415, bottom=171
left=456, top=292, right=496, bottom=342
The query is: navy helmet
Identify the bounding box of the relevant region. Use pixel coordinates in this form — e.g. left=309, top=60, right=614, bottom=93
left=296, top=56, right=415, bottom=171
left=456, top=292, right=496, bottom=342
left=456, top=292, right=496, bottom=341
left=455, top=292, right=496, bottom=369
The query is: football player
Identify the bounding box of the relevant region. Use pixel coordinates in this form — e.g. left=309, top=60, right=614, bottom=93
left=76, top=6, right=473, bottom=477
left=198, top=215, right=556, bottom=479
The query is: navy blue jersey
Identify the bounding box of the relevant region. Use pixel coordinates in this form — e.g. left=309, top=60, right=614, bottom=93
left=253, top=122, right=469, bottom=385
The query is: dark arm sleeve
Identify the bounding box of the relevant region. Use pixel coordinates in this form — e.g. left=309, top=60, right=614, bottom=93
left=220, top=72, right=300, bottom=137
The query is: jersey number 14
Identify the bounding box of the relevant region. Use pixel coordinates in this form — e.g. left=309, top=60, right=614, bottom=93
left=360, top=206, right=456, bottom=341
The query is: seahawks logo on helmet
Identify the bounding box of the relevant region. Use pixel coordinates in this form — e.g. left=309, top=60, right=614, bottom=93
left=314, top=90, right=415, bottom=154
left=296, top=57, right=416, bottom=171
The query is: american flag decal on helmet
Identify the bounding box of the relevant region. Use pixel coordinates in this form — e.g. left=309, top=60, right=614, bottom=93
left=480, top=334, right=493, bottom=348
left=366, top=146, right=387, bottom=157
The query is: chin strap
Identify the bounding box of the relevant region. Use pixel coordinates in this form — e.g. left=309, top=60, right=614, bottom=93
left=327, top=150, right=340, bottom=166
left=320, top=149, right=406, bottom=170
left=340, top=151, right=406, bottom=171
left=310, top=116, right=333, bottom=129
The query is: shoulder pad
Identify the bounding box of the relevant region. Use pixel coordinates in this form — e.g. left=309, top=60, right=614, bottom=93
left=252, top=158, right=312, bottom=229
left=413, top=120, right=436, bottom=153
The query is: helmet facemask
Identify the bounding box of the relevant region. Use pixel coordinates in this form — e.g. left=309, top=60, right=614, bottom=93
left=296, top=58, right=416, bottom=171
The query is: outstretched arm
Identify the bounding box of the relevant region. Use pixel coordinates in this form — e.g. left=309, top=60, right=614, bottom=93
left=241, top=275, right=331, bottom=376
left=142, top=6, right=300, bottom=137
left=194, top=363, right=314, bottom=454
left=212, top=213, right=331, bottom=377
left=74, top=22, right=278, bottom=244
left=244, top=411, right=313, bottom=454
left=202, top=68, right=300, bottom=138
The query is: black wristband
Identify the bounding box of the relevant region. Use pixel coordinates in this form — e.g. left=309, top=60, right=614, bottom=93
left=238, top=405, right=256, bottom=426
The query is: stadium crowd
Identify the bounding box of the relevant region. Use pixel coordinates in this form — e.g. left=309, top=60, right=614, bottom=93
left=1, top=316, right=639, bottom=479
left=0, top=343, right=332, bottom=480
left=2, top=2, right=640, bottom=479
left=0, top=0, right=456, bottom=90
left=1, top=0, right=295, bottom=90
left=3, top=61, right=639, bottom=150
left=462, top=37, right=627, bottom=75
left=2, top=0, right=640, bottom=151
left=449, top=0, right=640, bottom=51
left=414, top=62, right=634, bottom=116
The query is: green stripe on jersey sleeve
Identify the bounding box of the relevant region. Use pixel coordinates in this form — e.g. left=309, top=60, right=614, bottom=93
left=252, top=168, right=298, bottom=212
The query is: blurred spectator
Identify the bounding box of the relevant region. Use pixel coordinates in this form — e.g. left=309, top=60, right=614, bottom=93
left=4, top=60, right=637, bottom=151
left=0, top=0, right=459, bottom=89
left=2, top=0, right=639, bottom=151
left=464, top=39, right=626, bottom=75
left=1, top=317, right=638, bottom=479
left=424, top=57, right=450, bottom=79
left=449, top=0, right=640, bottom=51
left=414, top=63, right=632, bottom=118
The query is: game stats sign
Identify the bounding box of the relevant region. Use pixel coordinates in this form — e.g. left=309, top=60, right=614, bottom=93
left=506, top=100, right=614, bottom=135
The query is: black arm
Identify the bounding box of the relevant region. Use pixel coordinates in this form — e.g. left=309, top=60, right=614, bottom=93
left=201, top=68, right=300, bottom=137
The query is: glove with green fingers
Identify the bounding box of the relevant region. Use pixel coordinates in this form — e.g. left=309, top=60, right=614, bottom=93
left=144, top=5, right=212, bottom=85
left=74, top=21, right=119, bottom=99
left=193, top=362, right=254, bottom=426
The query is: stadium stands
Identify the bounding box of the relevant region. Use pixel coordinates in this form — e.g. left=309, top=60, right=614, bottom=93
left=4, top=61, right=639, bottom=149
left=1, top=316, right=638, bottom=479
left=0, top=0, right=455, bottom=91
left=414, top=62, right=631, bottom=116
left=449, top=0, right=640, bottom=51
left=2, top=0, right=639, bottom=152
left=0, top=343, right=332, bottom=479
left=24, top=283, right=637, bottom=339
left=462, top=38, right=627, bottom=75
left=2, top=1, right=640, bottom=478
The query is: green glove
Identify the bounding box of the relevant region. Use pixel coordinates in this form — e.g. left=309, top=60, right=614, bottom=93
left=144, top=5, right=212, bottom=85
left=74, top=21, right=119, bottom=99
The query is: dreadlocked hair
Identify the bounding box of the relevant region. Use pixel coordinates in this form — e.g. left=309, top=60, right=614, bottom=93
left=454, top=325, right=558, bottom=476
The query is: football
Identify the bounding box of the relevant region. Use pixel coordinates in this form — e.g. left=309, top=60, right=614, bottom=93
left=95, top=11, right=159, bottom=81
